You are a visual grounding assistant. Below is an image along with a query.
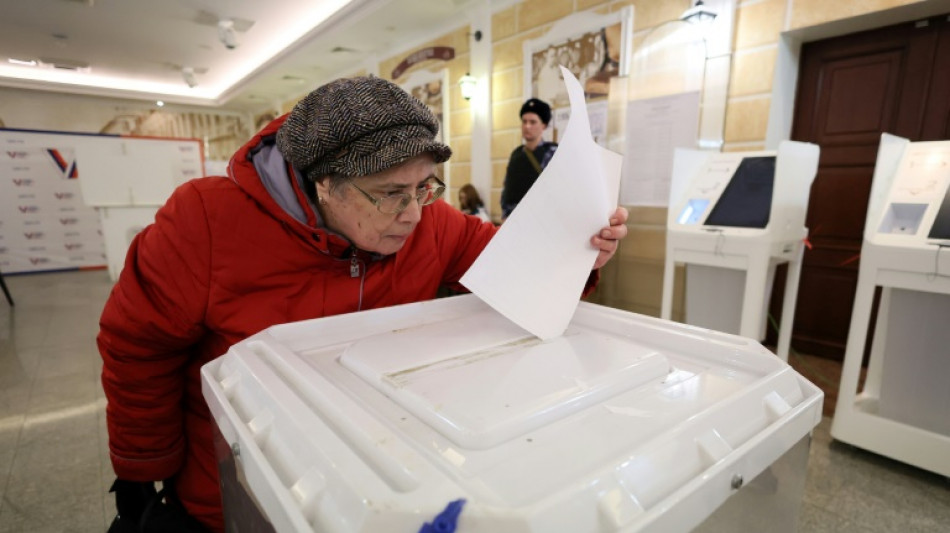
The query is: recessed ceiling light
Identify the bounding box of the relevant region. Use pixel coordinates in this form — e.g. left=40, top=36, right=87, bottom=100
left=7, top=58, right=37, bottom=66
left=39, top=57, right=91, bottom=72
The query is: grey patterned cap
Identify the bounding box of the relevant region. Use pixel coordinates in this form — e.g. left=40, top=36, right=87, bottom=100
left=276, top=76, right=451, bottom=179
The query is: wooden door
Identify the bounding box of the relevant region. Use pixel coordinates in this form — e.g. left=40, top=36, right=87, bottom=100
left=772, top=15, right=950, bottom=360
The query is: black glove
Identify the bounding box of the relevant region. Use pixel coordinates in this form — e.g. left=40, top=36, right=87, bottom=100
left=109, top=479, right=157, bottom=531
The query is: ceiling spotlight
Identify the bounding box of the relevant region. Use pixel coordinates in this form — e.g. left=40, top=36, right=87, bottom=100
left=681, top=0, right=717, bottom=24
left=218, top=19, right=239, bottom=49
left=182, top=67, right=198, bottom=88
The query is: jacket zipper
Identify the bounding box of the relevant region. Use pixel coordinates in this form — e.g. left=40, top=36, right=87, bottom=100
left=349, top=249, right=366, bottom=311
left=350, top=250, right=360, bottom=277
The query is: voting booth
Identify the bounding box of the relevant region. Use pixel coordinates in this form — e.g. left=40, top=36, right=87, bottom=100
left=830, top=134, right=950, bottom=477
left=660, top=141, right=820, bottom=362
left=75, top=137, right=203, bottom=280
left=201, top=295, right=823, bottom=533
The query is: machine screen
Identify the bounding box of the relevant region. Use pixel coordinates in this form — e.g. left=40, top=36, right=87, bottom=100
left=704, top=156, right=776, bottom=228
left=927, top=184, right=950, bottom=240
left=677, top=198, right=711, bottom=225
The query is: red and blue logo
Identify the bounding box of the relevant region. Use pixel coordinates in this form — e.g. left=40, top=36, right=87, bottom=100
left=47, top=149, right=79, bottom=179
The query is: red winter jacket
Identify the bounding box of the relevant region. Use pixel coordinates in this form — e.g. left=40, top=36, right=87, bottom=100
left=97, top=115, right=500, bottom=531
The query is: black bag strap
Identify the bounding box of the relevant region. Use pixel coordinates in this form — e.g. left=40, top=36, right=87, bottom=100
left=523, top=146, right=543, bottom=174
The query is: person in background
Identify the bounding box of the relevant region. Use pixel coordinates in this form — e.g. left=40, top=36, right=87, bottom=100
left=458, top=183, right=490, bottom=222
left=99, top=76, right=628, bottom=533
left=500, top=97, right=557, bottom=220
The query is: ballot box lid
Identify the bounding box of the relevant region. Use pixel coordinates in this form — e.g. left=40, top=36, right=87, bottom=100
left=201, top=294, right=822, bottom=533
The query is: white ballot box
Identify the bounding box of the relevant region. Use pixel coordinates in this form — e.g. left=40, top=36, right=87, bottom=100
left=201, top=295, right=822, bottom=533
left=661, top=141, right=819, bottom=362
left=830, top=134, right=950, bottom=477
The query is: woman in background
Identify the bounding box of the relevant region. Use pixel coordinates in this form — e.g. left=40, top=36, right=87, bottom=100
left=458, top=183, right=490, bottom=222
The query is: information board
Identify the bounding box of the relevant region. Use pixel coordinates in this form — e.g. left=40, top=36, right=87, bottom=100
left=0, top=128, right=202, bottom=274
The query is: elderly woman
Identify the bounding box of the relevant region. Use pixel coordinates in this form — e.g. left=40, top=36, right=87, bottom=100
left=99, top=76, right=627, bottom=533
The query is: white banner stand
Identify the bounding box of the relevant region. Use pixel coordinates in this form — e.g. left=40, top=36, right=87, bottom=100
left=76, top=137, right=202, bottom=280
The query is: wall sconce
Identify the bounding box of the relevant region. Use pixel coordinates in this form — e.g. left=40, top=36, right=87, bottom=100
left=681, top=0, right=717, bottom=24
left=458, top=73, right=477, bottom=101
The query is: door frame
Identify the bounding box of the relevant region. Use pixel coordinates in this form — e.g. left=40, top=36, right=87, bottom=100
left=765, top=0, right=950, bottom=149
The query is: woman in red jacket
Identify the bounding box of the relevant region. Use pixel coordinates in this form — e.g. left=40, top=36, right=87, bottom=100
left=99, top=75, right=627, bottom=533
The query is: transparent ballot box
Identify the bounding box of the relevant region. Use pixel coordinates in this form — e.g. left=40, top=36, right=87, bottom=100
left=201, top=295, right=823, bottom=532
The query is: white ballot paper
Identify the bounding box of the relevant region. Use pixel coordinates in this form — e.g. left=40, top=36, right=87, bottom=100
left=461, top=66, right=623, bottom=339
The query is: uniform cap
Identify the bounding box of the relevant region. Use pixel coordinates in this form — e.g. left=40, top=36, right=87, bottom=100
left=520, top=98, right=552, bottom=125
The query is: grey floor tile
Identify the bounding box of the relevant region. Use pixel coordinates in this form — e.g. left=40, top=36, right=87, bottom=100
left=2, top=319, right=51, bottom=354
left=1, top=409, right=105, bottom=532
left=32, top=347, right=99, bottom=381
left=0, top=391, right=31, bottom=422
left=25, top=373, right=99, bottom=416
left=797, top=502, right=867, bottom=532
left=819, top=441, right=950, bottom=533
left=0, top=346, right=40, bottom=390
left=0, top=422, right=21, bottom=512
left=0, top=492, right=107, bottom=533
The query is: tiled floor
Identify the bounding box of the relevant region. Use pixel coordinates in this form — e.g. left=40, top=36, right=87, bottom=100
left=0, top=270, right=947, bottom=532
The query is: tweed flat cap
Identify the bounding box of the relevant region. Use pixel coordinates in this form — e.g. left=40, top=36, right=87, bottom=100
left=276, top=76, right=451, bottom=179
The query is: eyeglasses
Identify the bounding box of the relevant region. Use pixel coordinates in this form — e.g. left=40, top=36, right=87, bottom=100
left=345, top=176, right=446, bottom=215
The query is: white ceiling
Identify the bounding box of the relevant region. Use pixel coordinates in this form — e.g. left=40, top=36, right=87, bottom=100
left=0, top=0, right=480, bottom=112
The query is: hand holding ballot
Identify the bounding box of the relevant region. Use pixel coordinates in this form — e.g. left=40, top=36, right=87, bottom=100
left=462, top=66, right=626, bottom=339
left=592, top=206, right=628, bottom=270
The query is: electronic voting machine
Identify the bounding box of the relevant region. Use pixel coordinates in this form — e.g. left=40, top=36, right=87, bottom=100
left=830, top=134, right=950, bottom=477
left=661, top=141, right=819, bottom=361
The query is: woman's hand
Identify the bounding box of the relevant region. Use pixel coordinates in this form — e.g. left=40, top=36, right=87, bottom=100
left=592, top=207, right=628, bottom=270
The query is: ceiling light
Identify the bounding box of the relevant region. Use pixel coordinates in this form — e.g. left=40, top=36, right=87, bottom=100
left=458, top=73, right=477, bottom=101
left=7, top=58, right=38, bottom=66
left=182, top=67, right=198, bottom=88
left=156, top=100, right=164, bottom=107
left=39, top=57, right=90, bottom=71
left=218, top=19, right=239, bottom=49
left=681, top=0, right=717, bottom=24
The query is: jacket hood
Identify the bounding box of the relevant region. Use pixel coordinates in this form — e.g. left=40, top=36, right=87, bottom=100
left=228, top=114, right=358, bottom=257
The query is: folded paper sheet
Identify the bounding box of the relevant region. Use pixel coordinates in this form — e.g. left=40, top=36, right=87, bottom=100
left=461, top=67, right=623, bottom=339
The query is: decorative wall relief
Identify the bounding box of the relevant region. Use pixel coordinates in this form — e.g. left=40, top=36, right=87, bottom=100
left=99, top=109, right=251, bottom=161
